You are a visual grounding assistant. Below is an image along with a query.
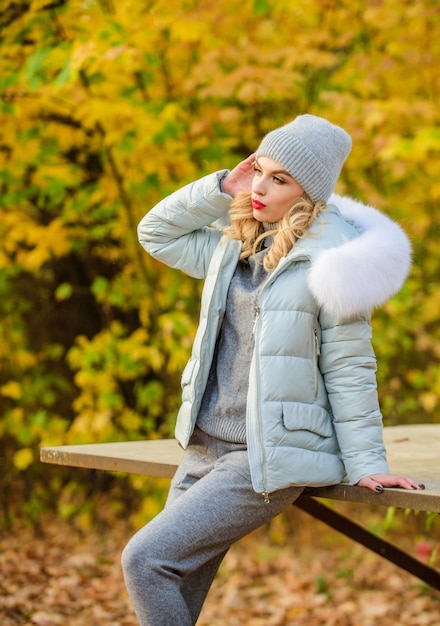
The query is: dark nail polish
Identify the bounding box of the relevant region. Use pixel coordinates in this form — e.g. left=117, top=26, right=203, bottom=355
left=411, top=485, right=418, bottom=490
left=419, top=484, right=426, bottom=490
left=375, top=485, right=384, bottom=493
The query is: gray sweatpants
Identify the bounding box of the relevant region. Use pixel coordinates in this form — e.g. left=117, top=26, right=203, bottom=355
left=121, top=427, right=304, bottom=625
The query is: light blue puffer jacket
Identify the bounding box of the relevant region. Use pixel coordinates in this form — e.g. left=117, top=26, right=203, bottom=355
left=138, top=171, right=411, bottom=496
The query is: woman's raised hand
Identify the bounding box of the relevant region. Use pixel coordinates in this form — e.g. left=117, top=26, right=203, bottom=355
left=221, top=153, right=256, bottom=197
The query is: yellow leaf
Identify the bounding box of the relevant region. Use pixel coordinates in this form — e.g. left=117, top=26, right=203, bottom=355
left=170, top=20, right=210, bottom=43
left=419, top=392, right=438, bottom=413
left=1, top=381, right=22, bottom=399
left=13, top=448, right=34, bottom=471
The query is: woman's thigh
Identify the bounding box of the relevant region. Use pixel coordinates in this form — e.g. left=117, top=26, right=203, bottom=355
left=133, top=435, right=303, bottom=574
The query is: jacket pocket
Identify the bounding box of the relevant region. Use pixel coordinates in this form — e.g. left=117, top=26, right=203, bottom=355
left=180, top=358, right=197, bottom=389
left=281, top=402, right=333, bottom=439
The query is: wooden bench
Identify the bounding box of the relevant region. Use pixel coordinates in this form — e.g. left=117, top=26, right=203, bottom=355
left=41, top=423, right=440, bottom=589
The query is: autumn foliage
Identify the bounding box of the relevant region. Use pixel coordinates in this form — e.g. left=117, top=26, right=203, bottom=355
left=0, top=0, right=439, bottom=523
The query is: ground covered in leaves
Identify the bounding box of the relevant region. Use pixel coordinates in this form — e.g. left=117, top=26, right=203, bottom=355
left=1, top=505, right=439, bottom=626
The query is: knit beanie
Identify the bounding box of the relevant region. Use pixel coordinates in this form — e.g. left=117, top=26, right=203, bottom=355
left=255, top=114, right=352, bottom=203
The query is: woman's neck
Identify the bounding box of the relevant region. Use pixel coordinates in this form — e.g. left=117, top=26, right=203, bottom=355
left=262, top=221, right=278, bottom=231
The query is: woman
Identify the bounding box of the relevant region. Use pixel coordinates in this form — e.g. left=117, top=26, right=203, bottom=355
left=122, top=114, right=424, bottom=626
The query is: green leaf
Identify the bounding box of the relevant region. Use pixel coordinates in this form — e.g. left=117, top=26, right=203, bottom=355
left=54, top=56, right=73, bottom=88
left=253, top=0, right=271, bottom=15
left=24, top=47, right=52, bottom=90
left=55, top=282, right=73, bottom=301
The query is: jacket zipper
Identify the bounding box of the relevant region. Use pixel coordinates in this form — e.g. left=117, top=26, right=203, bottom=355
left=251, top=304, right=270, bottom=502
left=251, top=261, right=296, bottom=500
left=313, top=327, right=321, bottom=396
left=181, top=241, right=241, bottom=446
left=250, top=254, right=311, bottom=504
left=252, top=306, right=260, bottom=335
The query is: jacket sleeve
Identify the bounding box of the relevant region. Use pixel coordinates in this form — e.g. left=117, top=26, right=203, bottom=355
left=138, top=170, right=232, bottom=279
left=318, top=310, right=389, bottom=484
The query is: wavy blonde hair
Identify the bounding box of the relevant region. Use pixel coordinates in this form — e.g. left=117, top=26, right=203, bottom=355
left=222, top=191, right=326, bottom=271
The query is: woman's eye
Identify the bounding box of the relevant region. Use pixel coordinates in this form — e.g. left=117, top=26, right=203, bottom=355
left=254, top=166, right=262, bottom=174
left=274, top=176, right=286, bottom=184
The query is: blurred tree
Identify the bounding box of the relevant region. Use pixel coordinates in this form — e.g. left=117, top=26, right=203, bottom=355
left=0, top=0, right=439, bottom=522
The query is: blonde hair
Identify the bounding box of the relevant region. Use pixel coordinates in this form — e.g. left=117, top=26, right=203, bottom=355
left=222, top=192, right=326, bottom=271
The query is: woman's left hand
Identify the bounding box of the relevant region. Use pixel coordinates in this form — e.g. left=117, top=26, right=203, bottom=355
left=358, top=474, right=426, bottom=493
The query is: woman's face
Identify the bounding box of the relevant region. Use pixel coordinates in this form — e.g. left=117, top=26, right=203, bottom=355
left=251, top=156, right=304, bottom=223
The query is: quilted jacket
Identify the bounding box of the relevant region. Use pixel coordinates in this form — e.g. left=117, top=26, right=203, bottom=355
left=138, top=171, right=411, bottom=497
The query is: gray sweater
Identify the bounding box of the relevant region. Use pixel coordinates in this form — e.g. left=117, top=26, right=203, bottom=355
left=197, top=244, right=270, bottom=443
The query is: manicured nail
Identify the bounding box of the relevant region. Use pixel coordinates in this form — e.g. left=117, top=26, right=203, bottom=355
left=419, top=484, right=426, bottom=490
left=375, top=485, right=384, bottom=493
left=411, top=485, right=418, bottom=490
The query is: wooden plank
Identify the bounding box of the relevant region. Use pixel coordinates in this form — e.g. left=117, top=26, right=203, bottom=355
left=40, top=424, right=440, bottom=512
left=384, top=424, right=439, bottom=478
left=41, top=439, right=182, bottom=478
left=303, top=482, right=440, bottom=511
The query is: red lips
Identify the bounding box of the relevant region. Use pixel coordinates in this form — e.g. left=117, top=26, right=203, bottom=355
left=252, top=199, right=266, bottom=210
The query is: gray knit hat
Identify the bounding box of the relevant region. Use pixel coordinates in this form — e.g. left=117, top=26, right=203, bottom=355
left=255, top=114, right=352, bottom=203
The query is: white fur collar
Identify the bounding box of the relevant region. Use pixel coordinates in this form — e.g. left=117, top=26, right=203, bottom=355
left=307, top=193, right=412, bottom=319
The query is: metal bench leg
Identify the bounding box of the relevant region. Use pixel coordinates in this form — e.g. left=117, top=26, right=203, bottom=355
left=294, top=496, right=440, bottom=590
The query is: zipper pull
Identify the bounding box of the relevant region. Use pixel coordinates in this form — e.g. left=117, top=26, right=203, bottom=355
left=262, top=491, right=270, bottom=504
left=313, top=327, right=321, bottom=357
left=252, top=307, right=260, bottom=335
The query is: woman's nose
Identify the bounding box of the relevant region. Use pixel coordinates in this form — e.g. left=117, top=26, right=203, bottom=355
left=252, top=177, right=266, bottom=195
